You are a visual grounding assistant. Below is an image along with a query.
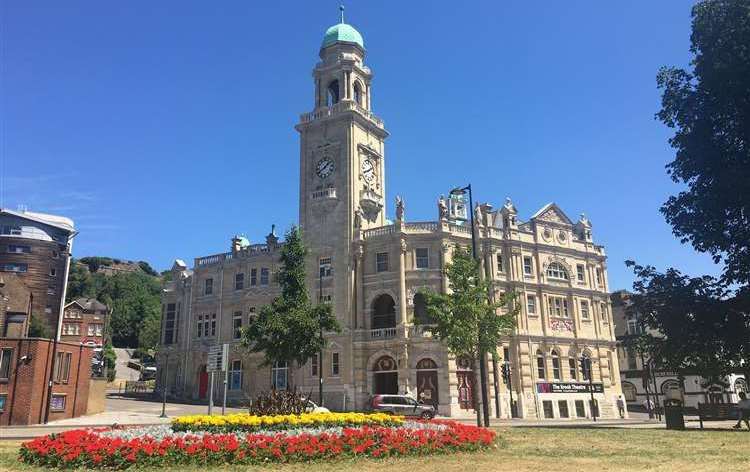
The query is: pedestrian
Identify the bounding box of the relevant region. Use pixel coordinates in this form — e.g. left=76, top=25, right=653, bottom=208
left=616, top=396, right=625, bottom=418
left=733, top=391, right=750, bottom=430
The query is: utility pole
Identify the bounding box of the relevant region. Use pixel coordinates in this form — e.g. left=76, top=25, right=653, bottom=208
left=318, top=264, right=325, bottom=406
left=160, top=352, right=168, bottom=418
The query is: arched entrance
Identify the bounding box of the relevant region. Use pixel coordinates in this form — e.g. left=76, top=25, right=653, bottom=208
left=198, top=365, right=208, bottom=399
left=373, top=355, right=398, bottom=394
left=372, top=294, right=396, bottom=329
left=416, top=358, right=438, bottom=406
left=622, top=381, right=637, bottom=402
left=456, top=356, right=475, bottom=410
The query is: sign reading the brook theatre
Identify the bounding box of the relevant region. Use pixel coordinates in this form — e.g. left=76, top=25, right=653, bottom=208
left=536, top=382, right=604, bottom=394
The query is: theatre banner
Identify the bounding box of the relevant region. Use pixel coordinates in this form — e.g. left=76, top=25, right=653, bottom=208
left=537, top=382, right=604, bottom=394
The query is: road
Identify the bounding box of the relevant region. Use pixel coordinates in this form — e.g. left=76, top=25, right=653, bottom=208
left=113, top=348, right=140, bottom=381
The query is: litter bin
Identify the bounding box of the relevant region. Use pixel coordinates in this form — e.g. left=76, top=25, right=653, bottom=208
left=664, top=399, right=685, bottom=430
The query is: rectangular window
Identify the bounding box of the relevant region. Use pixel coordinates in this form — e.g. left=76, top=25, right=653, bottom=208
left=2, top=263, right=27, bottom=273
left=319, top=293, right=332, bottom=303
left=47, top=286, right=56, bottom=295
left=210, top=313, right=217, bottom=336
left=537, top=355, right=546, bottom=379
left=0, top=348, right=13, bottom=379
left=332, top=352, right=340, bottom=377
left=197, top=315, right=203, bottom=337
left=88, top=325, right=95, bottom=336
left=600, top=303, right=609, bottom=324
left=552, top=356, right=561, bottom=380
left=526, top=294, right=537, bottom=314
left=204, top=278, right=213, bottom=295
left=576, top=264, right=585, bottom=282
left=3, top=225, right=22, bottom=235
left=235, top=273, right=244, bottom=290
left=415, top=248, right=429, bottom=269
left=260, top=268, right=269, bottom=285
left=595, top=268, right=604, bottom=287
left=311, top=353, right=319, bottom=377
left=164, top=303, right=176, bottom=344
left=250, top=268, right=257, bottom=286
left=543, top=400, right=554, bottom=418
left=523, top=256, right=533, bottom=275
left=229, top=360, right=242, bottom=390
left=580, top=300, right=590, bottom=319
left=548, top=296, right=569, bottom=318
left=569, top=358, right=577, bottom=380
left=7, top=244, right=30, bottom=253
left=575, top=400, right=586, bottom=418
left=54, top=352, right=72, bottom=383
left=376, top=252, right=389, bottom=272
left=0, top=394, right=6, bottom=411
left=233, top=311, right=243, bottom=340
left=319, top=257, right=332, bottom=277
left=496, top=253, right=504, bottom=273
left=627, top=348, right=638, bottom=370
left=95, top=324, right=103, bottom=336
left=45, top=305, right=52, bottom=314
left=50, top=394, right=67, bottom=411
left=558, top=400, right=569, bottom=418
left=49, top=267, right=57, bottom=277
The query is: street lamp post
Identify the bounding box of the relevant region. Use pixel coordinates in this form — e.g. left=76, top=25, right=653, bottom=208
left=160, top=352, right=169, bottom=418
left=319, top=264, right=325, bottom=406
left=451, top=184, right=490, bottom=428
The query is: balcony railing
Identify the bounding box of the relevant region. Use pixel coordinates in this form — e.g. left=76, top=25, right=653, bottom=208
left=370, top=327, right=397, bottom=339
left=300, top=100, right=384, bottom=128
left=311, top=187, right=337, bottom=200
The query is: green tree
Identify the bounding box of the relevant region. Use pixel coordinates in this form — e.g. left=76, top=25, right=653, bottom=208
left=103, top=341, right=117, bottom=382
left=656, top=0, right=750, bottom=287
left=66, top=261, right=95, bottom=301
left=28, top=313, right=53, bottom=338
left=241, top=226, right=340, bottom=385
left=422, top=246, right=518, bottom=419
left=138, top=308, right=162, bottom=353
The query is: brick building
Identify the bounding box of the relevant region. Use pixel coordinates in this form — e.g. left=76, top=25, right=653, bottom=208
left=60, top=298, right=109, bottom=347
left=0, top=338, right=94, bottom=426
left=0, top=273, right=32, bottom=337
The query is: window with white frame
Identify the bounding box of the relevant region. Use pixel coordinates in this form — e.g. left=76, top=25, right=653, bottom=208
left=272, top=361, right=288, bottom=390
left=495, top=253, right=504, bottom=273
left=548, top=296, right=569, bottom=318
left=627, top=317, right=643, bottom=335
left=526, top=294, right=537, bottom=315
left=319, top=257, right=332, bottom=277
left=546, top=262, right=569, bottom=280
left=576, top=264, right=585, bottom=282
left=233, top=311, right=243, bottom=339
left=332, top=352, right=340, bottom=376
left=229, top=360, right=243, bottom=390
left=568, top=357, right=577, bottom=380
left=415, top=248, right=429, bottom=269
left=595, top=268, right=604, bottom=287
left=523, top=256, right=533, bottom=275
left=0, top=348, right=13, bottom=380
left=54, top=352, right=72, bottom=383
left=580, top=300, right=590, bottom=319
left=600, top=303, right=609, bottom=324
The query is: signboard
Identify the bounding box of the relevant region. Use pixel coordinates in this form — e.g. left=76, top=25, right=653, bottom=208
left=537, top=382, right=604, bottom=394
left=207, top=344, right=228, bottom=372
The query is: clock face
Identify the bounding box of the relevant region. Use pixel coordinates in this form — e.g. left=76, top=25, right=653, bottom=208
left=361, top=159, right=375, bottom=183
left=316, top=157, right=335, bottom=179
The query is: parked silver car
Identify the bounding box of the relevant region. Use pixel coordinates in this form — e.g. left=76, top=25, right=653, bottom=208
left=370, top=394, right=436, bottom=419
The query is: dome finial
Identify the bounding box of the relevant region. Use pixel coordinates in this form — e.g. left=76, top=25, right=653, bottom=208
left=339, top=5, right=345, bottom=23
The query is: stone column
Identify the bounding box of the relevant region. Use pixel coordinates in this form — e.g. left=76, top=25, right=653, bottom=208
left=355, top=245, right=364, bottom=329
left=398, top=238, right=407, bottom=325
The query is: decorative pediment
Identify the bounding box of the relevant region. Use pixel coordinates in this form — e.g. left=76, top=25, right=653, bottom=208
left=531, top=203, right=573, bottom=226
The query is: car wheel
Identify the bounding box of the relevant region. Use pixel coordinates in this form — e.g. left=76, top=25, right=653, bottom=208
left=420, top=411, right=433, bottom=420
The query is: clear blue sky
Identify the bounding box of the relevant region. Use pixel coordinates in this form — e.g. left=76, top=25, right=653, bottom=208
left=1, top=1, right=720, bottom=290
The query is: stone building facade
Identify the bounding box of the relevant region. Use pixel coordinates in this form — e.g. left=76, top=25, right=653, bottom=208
left=158, top=18, right=623, bottom=419
left=60, top=298, right=109, bottom=347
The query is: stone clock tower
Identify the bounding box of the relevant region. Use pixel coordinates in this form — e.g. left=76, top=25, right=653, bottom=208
left=295, top=13, right=388, bottom=331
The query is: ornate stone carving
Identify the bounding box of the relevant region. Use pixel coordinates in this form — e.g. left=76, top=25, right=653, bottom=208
left=400, top=239, right=407, bottom=253
left=550, top=318, right=574, bottom=332
left=395, top=195, right=405, bottom=221
left=438, top=195, right=448, bottom=221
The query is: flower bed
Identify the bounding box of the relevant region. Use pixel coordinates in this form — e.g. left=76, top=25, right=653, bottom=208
left=19, top=419, right=496, bottom=469
left=172, top=411, right=402, bottom=433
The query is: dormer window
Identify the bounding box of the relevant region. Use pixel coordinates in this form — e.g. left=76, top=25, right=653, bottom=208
left=327, top=80, right=340, bottom=106
left=546, top=262, right=569, bottom=280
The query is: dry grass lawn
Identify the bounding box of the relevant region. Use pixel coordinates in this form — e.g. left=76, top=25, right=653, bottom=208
left=1, top=427, right=747, bottom=471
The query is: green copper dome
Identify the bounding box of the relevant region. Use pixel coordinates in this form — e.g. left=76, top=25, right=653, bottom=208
left=322, top=22, right=364, bottom=49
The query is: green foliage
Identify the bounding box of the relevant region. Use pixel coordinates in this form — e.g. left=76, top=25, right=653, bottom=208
left=78, top=257, right=115, bottom=273
left=103, top=342, right=117, bottom=382
left=656, top=0, right=750, bottom=287
left=28, top=313, right=53, bottom=338
left=138, top=261, right=158, bottom=276
left=422, top=246, right=518, bottom=363
left=242, top=226, right=340, bottom=373
left=138, top=308, right=162, bottom=353
left=626, top=261, right=750, bottom=381
left=66, top=262, right=95, bottom=302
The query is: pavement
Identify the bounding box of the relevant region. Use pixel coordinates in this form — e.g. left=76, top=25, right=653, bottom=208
left=113, top=348, right=141, bottom=382
left=1, top=396, right=745, bottom=440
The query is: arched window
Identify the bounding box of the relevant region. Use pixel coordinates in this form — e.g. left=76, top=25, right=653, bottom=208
left=372, top=356, right=398, bottom=395
left=326, top=80, right=340, bottom=106
left=413, top=292, right=431, bottom=324
left=416, top=358, right=437, bottom=370
left=353, top=81, right=363, bottom=106
left=581, top=353, right=592, bottom=381
left=372, top=294, right=396, bottom=329
left=735, top=378, right=747, bottom=394
left=546, top=262, right=569, bottom=280
left=568, top=357, right=577, bottom=380
left=536, top=350, right=546, bottom=379
left=551, top=350, right=561, bottom=380
left=272, top=361, right=288, bottom=390
left=622, top=381, right=637, bottom=402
